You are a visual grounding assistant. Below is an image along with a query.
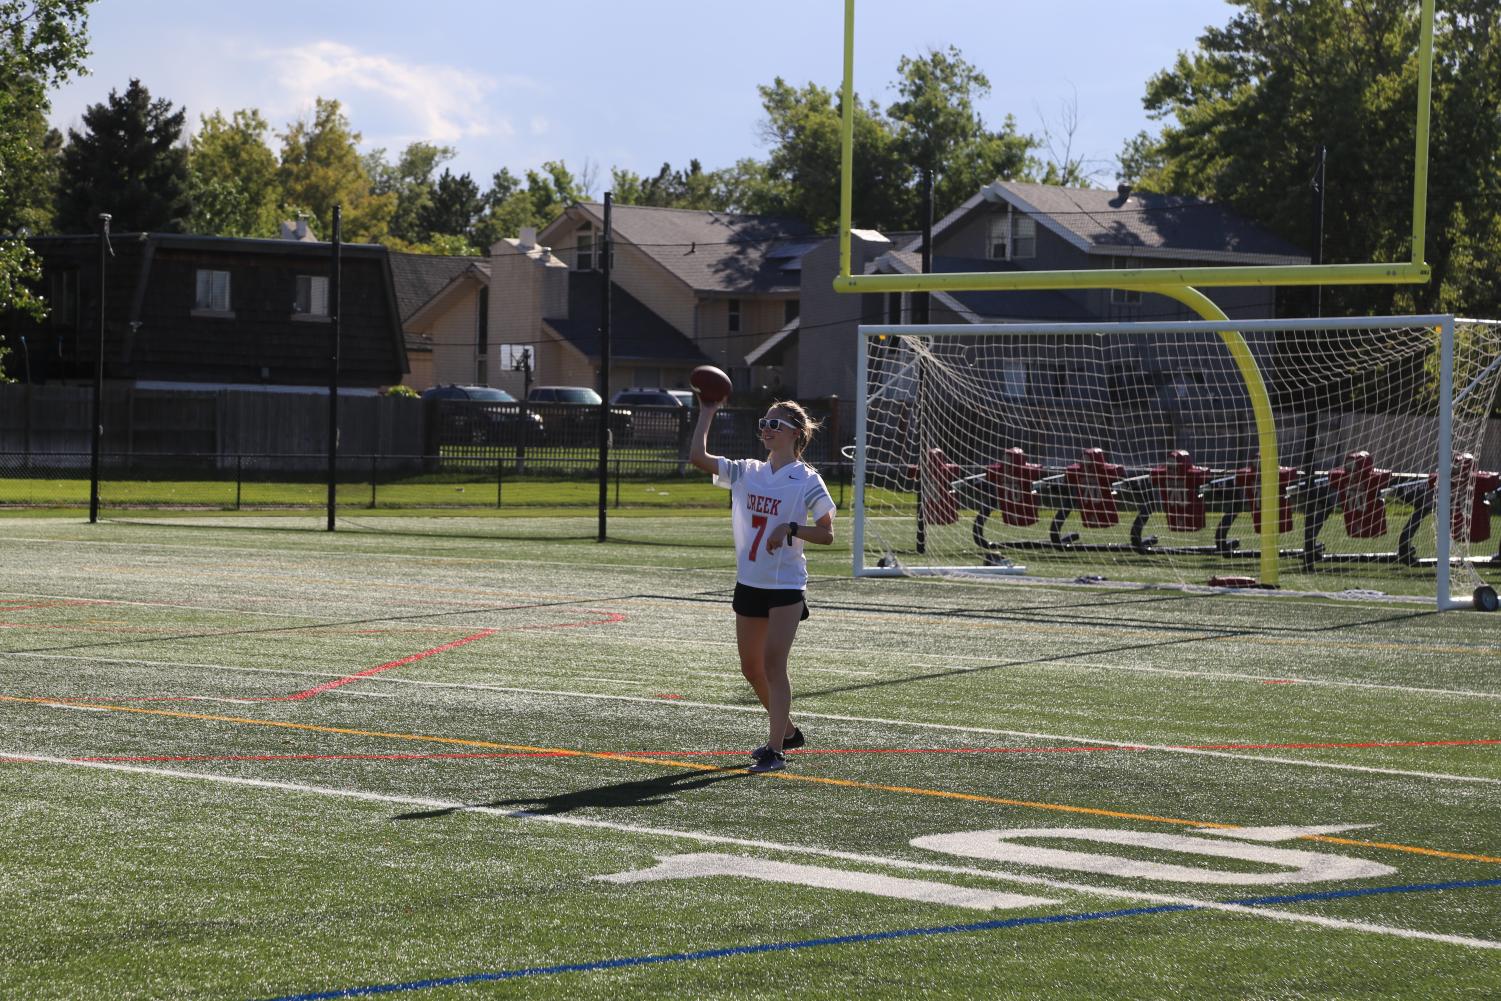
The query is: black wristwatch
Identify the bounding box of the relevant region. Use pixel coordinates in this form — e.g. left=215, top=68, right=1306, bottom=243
left=788, top=522, right=800, bottom=539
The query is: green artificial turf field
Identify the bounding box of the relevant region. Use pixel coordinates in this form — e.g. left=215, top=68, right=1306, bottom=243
left=1, top=515, right=1498, bottom=1000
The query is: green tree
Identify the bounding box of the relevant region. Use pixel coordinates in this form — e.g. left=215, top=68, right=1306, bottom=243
left=365, top=140, right=454, bottom=244
left=55, top=78, right=191, bottom=233
left=0, top=0, right=92, bottom=378
left=611, top=159, right=728, bottom=211
left=750, top=52, right=1036, bottom=233
left=277, top=97, right=394, bottom=244
left=187, top=108, right=279, bottom=237
left=1126, top=0, right=1501, bottom=316
left=753, top=77, right=911, bottom=231
left=887, top=47, right=1034, bottom=220
left=472, top=160, right=585, bottom=247
left=417, top=168, right=482, bottom=247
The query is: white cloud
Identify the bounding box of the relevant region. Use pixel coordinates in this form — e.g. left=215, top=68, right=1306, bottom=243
left=265, top=41, right=525, bottom=147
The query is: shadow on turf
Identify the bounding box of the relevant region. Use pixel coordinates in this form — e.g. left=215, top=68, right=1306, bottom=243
left=391, top=766, right=752, bottom=820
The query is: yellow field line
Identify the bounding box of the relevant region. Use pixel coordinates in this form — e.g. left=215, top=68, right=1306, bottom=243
left=8, top=691, right=1499, bottom=865
left=1308, top=835, right=1501, bottom=864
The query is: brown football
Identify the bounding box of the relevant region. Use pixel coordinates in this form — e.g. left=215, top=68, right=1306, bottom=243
left=689, top=365, right=732, bottom=404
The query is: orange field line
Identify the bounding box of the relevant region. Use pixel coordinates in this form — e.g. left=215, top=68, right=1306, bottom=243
left=3, top=692, right=1498, bottom=865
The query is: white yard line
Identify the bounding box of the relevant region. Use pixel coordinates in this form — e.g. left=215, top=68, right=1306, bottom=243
left=5, top=751, right=1499, bottom=952
left=4, top=654, right=1496, bottom=785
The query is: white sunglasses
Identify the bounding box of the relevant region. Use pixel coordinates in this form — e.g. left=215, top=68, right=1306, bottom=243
left=757, top=417, right=795, bottom=432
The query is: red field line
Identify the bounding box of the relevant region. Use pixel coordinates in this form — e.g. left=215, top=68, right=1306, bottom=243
left=70, top=752, right=568, bottom=762
left=41, top=609, right=628, bottom=705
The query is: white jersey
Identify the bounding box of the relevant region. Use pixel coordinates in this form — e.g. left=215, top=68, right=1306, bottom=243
left=715, top=456, right=836, bottom=589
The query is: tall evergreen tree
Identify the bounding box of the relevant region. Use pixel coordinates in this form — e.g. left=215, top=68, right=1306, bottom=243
left=366, top=141, right=454, bottom=244
left=418, top=168, right=482, bottom=248
left=55, top=78, right=190, bottom=233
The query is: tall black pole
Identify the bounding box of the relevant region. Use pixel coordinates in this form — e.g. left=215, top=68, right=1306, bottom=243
left=597, top=193, right=612, bottom=542
left=914, top=167, right=934, bottom=553
left=89, top=213, right=110, bottom=524
left=1310, top=144, right=1326, bottom=318
left=326, top=205, right=342, bottom=532
left=915, top=166, right=933, bottom=325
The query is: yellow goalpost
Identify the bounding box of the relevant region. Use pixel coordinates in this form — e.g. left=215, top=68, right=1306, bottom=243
left=832, top=0, right=1439, bottom=585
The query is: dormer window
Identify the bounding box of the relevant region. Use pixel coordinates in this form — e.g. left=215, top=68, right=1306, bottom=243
left=1011, top=215, right=1036, bottom=259
left=193, top=269, right=232, bottom=315
left=577, top=224, right=595, bottom=270
left=294, top=275, right=329, bottom=318
left=988, top=210, right=1036, bottom=261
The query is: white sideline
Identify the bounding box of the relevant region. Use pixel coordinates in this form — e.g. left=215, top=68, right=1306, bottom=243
left=6, top=653, right=1499, bottom=785
left=4, top=750, right=1499, bottom=952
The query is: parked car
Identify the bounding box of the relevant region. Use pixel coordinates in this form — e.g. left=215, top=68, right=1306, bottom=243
left=422, top=385, right=544, bottom=445
left=609, top=388, right=685, bottom=408
left=526, top=386, right=633, bottom=444
left=610, top=388, right=691, bottom=446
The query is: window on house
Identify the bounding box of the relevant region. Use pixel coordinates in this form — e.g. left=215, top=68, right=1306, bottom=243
left=294, top=275, right=328, bottom=317
left=49, top=270, right=78, bottom=326
left=194, top=269, right=232, bottom=313
left=577, top=225, right=594, bottom=270
left=477, top=287, right=490, bottom=355
left=728, top=299, right=741, bottom=333
left=988, top=215, right=1009, bottom=260
left=784, top=299, right=800, bottom=324
left=497, top=343, right=529, bottom=371
left=1002, top=361, right=1027, bottom=400
left=989, top=213, right=1036, bottom=260
left=1011, top=215, right=1036, bottom=259
left=1110, top=257, right=1142, bottom=305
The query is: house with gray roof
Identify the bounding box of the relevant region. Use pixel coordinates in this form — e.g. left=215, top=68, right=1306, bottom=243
left=532, top=203, right=811, bottom=394
left=389, top=203, right=809, bottom=398
left=795, top=179, right=1310, bottom=401
left=387, top=251, right=491, bottom=390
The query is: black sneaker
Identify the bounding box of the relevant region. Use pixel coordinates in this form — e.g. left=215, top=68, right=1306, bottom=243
left=783, top=726, right=806, bottom=750
left=748, top=746, right=786, bottom=773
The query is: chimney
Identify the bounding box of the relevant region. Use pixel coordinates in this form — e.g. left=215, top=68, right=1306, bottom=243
left=296, top=212, right=309, bottom=240
left=518, top=226, right=537, bottom=251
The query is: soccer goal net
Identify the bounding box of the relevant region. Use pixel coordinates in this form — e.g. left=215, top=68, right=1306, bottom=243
left=853, top=316, right=1501, bottom=609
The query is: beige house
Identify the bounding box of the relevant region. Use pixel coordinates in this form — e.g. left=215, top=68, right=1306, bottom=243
left=389, top=252, right=489, bottom=392
left=534, top=203, right=814, bottom=395
left=390, top=203, right=817, bottom=399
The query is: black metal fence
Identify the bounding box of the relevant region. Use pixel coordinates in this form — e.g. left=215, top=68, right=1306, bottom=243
left=0, top=391, right=857, bottom=511
left=0, top=449, right=855, bottom=511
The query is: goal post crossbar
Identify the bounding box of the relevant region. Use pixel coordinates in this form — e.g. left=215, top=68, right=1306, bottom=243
left=852, top=316, right=1480, bottom=611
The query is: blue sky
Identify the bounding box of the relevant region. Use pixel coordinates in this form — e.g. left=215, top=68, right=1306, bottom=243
left=47, top=0, right=1238, bottom=193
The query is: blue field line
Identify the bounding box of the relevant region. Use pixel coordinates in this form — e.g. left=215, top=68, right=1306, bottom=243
left=256, top=904, right=1192, bottom=1000
left=1229, top=877, right=1501, bottom=908
left=256, top=878, right=1501, bottom=1001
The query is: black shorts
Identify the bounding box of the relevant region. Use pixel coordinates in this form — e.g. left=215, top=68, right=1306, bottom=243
left=733, top=582, right=810, bottom=621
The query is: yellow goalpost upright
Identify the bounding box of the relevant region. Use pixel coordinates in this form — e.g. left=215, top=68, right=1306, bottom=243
left=832, top=0, right=1440, bottom=590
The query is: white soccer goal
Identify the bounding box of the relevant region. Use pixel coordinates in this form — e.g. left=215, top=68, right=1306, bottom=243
left=853, top=316, right=1501, bottom=610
